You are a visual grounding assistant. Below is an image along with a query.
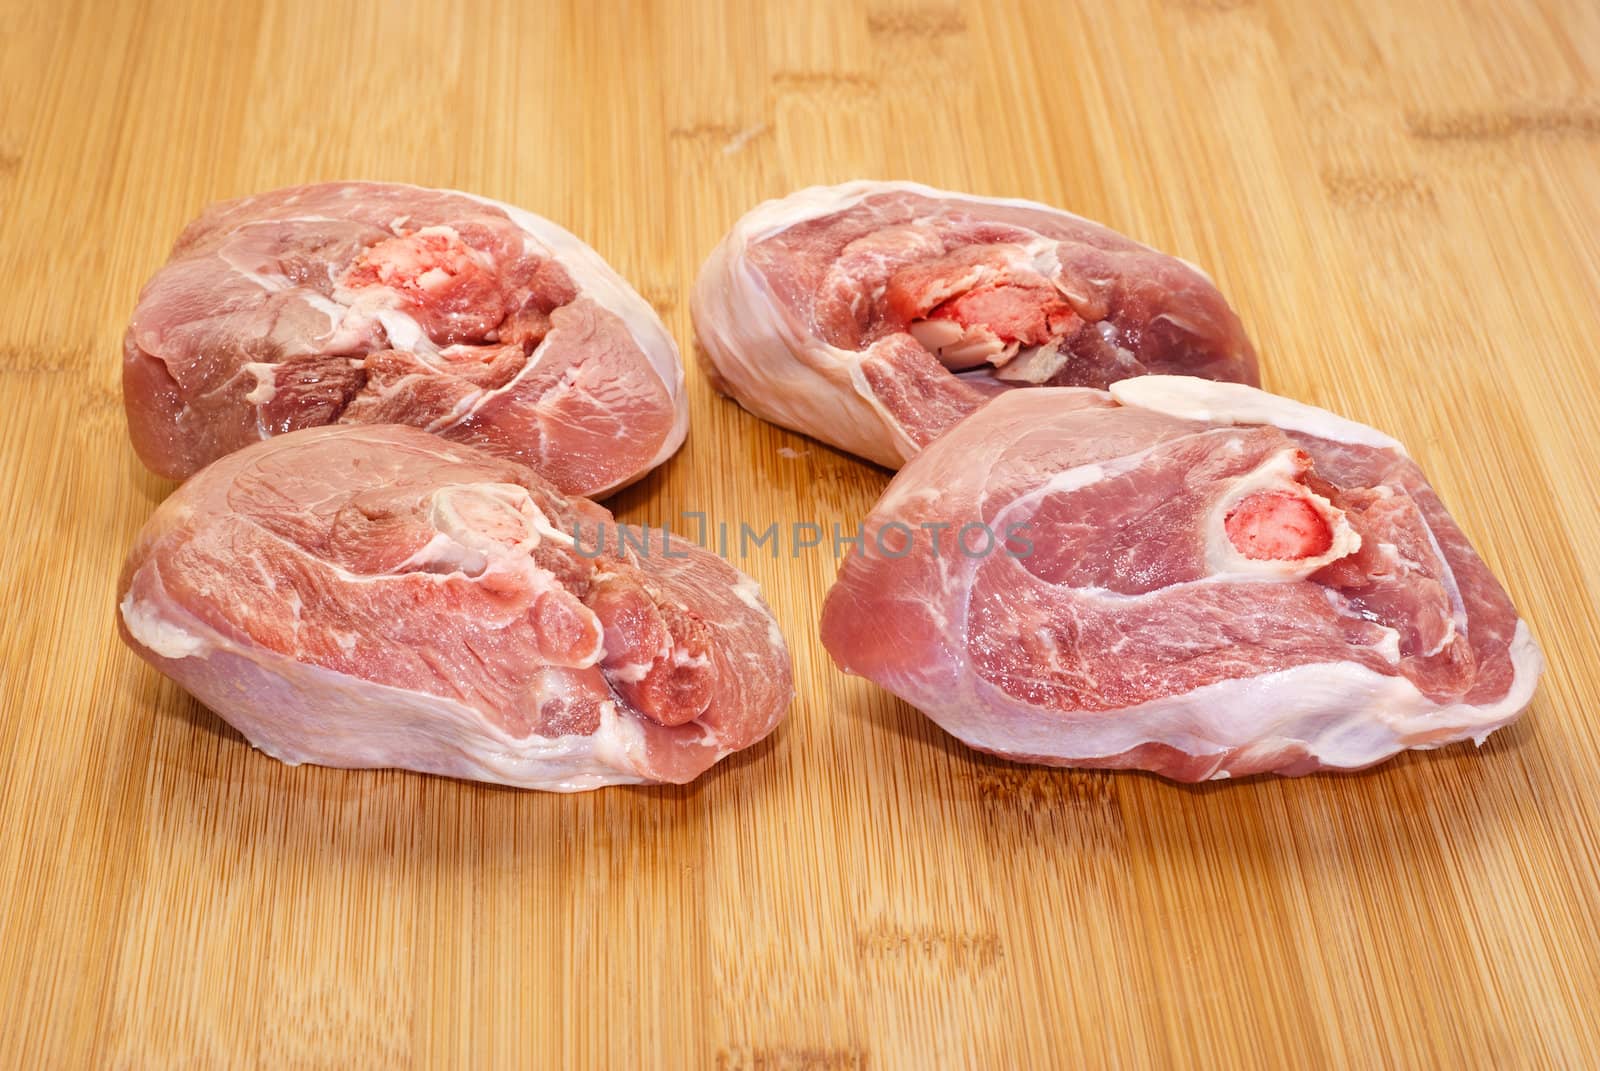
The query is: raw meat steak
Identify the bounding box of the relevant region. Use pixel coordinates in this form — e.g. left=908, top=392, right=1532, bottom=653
left=124, top=181, right=687, bottom=497
left=820, top=377, right=1541, bottom=780
left=692, top=181, right=1258, bottom=468
left=118, top=425, right=791, bottom=790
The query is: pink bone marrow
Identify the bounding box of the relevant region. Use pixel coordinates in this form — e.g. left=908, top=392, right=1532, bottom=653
left=1225, top=491, right=1335, bottom=560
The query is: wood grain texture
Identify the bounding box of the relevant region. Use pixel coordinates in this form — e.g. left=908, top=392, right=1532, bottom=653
left=2, top=0, right=1597, bottom=1066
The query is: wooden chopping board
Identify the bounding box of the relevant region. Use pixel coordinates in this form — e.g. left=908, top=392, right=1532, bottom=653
left=2, top=1, right=1597, bottom=1066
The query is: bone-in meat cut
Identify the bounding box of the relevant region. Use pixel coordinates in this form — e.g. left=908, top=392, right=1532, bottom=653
left=125, top=182, right=687, bottom=497
left=692, top=181, right=1259, bottom=468
left=118, top=425, right=791, bottom=790
left=819, top=377, right=1541, bottom=780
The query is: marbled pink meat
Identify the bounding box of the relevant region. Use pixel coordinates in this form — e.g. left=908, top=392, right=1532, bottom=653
left=125, top=182, right=687, bottom=496
left=819, top=377, right=1541, bottom=780
left=693, top=181, right=1259, bottom=467
left=118, top=425, right=791, bottom=790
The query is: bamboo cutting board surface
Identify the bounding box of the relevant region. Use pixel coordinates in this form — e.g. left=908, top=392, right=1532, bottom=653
left=3, top=0, right=1599, bottom=1067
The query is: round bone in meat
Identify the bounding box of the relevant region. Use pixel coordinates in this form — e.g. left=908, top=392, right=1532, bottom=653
left=820, top=377, right=1541, bottom=780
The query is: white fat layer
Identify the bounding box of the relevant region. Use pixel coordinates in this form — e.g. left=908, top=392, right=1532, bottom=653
left=693, top=217, right=907, bottom=466
left=900, top=621, right=1542, bottom=778
left=120, top=570, right=657, bottom=791
left=121, top=593, right=208, bottom=659
left=255, top=665, right=644, bottom=790
left=1110, top=376, right=1408, bottom=454
left=1203, top=447, right=1362, bottom=578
